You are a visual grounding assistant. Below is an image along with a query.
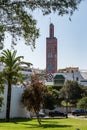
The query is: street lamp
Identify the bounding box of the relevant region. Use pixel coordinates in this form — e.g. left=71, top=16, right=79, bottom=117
left=66, top=95, right=68, bottom=118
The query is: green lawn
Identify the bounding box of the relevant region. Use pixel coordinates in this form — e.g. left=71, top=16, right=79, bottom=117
left=0, top=118, right=87, bottom=130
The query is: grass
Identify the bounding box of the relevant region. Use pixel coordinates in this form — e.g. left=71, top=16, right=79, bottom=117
left=0, top=118, right=87, bottom=130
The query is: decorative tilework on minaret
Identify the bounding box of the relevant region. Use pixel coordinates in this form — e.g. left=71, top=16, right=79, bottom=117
left=46, top=23, right=57, bottom=81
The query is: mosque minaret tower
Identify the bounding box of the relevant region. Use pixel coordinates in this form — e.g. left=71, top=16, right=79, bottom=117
left=46, top=23, right=57, bottom=81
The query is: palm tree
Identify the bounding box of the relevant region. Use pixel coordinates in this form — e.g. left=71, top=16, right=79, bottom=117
left=0, top=49, right=32, bottom=122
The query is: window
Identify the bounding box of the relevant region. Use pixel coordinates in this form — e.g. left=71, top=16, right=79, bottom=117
left=48, top=53, right=53, bottom=58
left=48, top=62, right=53, bottom=71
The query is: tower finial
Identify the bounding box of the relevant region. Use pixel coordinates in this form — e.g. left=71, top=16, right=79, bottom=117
left=49, top=17, right=51, bottom=24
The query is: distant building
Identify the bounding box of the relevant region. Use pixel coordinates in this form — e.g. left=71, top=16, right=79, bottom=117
left=46, top=23, right=57, bottom=81
left=53, top=67, right=87, bottom=87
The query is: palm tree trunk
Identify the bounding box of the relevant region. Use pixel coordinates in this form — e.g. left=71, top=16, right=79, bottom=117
left=6, top=78, right=12, bottom=122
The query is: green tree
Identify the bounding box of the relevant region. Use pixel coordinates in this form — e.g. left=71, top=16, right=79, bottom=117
left=44, top=90, right=56, bottom=110
left=81, top=86, right=87, bottom=97
left=22, top=74, right=47, bottom=125
left=0, top=49, right=31, bottom=122
left=60, top=80, right=83, bottom=106
left=77, top=97, right=87, bottom=111
left=0, top=0, right=83, bottom=49
left=44, top=85, right=60, bottom=110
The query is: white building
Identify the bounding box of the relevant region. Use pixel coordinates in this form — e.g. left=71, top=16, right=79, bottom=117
left=53, top=67, right=87, bottom=86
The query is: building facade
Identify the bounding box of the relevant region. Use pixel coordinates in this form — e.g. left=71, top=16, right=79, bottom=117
left=53, top=67, right=87, bottom=87
left=46, top=23, right=57, bottom=81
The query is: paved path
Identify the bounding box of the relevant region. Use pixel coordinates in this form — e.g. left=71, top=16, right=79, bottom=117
left=69, top=114, right=87, bottom=120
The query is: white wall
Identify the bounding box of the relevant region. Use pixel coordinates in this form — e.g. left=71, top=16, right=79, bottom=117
left=0, top=85, right=30, bottom=119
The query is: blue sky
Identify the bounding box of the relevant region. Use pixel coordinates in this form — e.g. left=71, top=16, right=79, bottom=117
left=4, top=0, right=87, bottom=70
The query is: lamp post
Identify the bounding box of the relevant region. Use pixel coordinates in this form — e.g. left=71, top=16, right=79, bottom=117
left=66, top=95, right=68, bottom=118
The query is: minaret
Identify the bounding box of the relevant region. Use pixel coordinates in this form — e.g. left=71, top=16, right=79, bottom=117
left=50, top=23, right=54, bottom=38
left=46, top=23, right=57, bottom=81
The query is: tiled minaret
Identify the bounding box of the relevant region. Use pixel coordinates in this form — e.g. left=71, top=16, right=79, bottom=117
left=46, top=23, right=57, bottom=81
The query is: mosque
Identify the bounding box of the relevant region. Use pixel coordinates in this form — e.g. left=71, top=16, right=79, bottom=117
left=46, top=23, right=87, bottom=87
left=0, top=23, right=87, bottom=119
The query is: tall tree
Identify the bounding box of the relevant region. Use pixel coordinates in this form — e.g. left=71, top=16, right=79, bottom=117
left=0, top=49, right=32, bottom=122
left=44, top=85, right=60, bottom=110
left=22, top=74, right=47, bottom=125
left=0, top=0, right=83, bottom=49
left=60, top=80, right=83, bottom=106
